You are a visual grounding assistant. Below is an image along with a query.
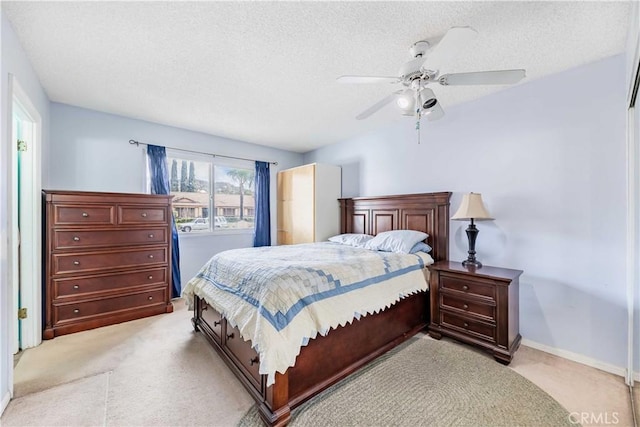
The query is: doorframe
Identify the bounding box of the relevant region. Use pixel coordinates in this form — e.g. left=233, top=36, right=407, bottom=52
left=627, top=19, right=640, bottom=385
left=9, top=74, right=42, bottom=352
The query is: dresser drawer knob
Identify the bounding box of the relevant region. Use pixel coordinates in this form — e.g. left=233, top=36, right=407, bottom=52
left=464, top=322, right=469, bottom=328
left=227, top=332, right=235, bottom=340
left=73, top=285, right=80, bottom=290
left=148, top=234, right=154, bottom=238
left=148, top=275, right=153, bottom=280
left=73, top=309, right=80, bottom=314
left=141, top=213, right=148, bottom=218
left=73, top=261, right=80, bottom=266
left=148, top=254, right=154, bottom=259
left=213, top=320, right=221, bottom=327
left=82, top=212, right=89, bottom=217
left=463, top=304, right=469, bottom=310
left=73, top=236, right=80, bottom=241
left=148, top=296, right=153, bottom=300
left=462, top=285, right=469, bottom=291
left=249, top=356, right=260, bottom=366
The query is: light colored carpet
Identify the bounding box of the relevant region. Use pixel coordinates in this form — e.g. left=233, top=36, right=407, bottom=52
left=3, top=299, right=253, bottom=426
left=238, top=338, right=574, bottom=427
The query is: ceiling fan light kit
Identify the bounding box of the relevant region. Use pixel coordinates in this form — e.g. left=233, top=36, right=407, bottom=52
left=337, top=25, right=527, bottom=142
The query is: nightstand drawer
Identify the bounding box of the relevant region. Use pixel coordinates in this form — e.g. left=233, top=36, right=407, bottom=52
left=440, top=274, right=495, bottom=301
left=440, top=294, right=495, bottom=321
left=441, top=311, right=496, bottom=342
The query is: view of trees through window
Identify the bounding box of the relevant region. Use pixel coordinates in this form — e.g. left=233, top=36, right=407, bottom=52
left=167, top=153, right=255, bottom=233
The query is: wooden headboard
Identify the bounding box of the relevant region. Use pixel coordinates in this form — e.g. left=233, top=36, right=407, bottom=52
left=339, top=192, right=451, bottom=262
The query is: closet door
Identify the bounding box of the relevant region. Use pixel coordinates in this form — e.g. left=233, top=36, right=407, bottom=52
left=290, top=164, right=315, bottom=244
left=277, top=164, right=315, bottom=245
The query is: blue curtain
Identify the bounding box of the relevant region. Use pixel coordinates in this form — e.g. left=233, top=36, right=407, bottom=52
left=253, top=161, right=271, bottom=247
left=147, top=144, right=181, bottom=298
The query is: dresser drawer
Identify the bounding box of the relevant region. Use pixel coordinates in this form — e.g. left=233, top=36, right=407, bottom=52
left=53, top=204, right=115, bottom=226
left=440, top=274, right=496, bottom=301
left=53, top=268, right=167, bottom=299
left=52, top=247, right=168, bottom=275
left=441, top=311, right=496, bottom=343
left=440, top=294, right=495, bottom=321
left=53, top=228, right=168, bottom=250
left=54, top=288, right=167, bottom=323
left=118, top=205, right=168, bottom=225
left=200, top=302, right=223, bottom=342
left=225, top=325, right=261, bottom=388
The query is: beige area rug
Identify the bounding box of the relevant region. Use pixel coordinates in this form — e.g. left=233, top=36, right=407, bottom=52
left=238, top=338, right=575, bottom=427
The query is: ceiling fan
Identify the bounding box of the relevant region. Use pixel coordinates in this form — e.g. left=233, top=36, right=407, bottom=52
left=337, top=27, right=526, bottom=123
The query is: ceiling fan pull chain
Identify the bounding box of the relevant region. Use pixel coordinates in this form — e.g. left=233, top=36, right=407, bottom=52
left=416, top=107, right=421, bottom=144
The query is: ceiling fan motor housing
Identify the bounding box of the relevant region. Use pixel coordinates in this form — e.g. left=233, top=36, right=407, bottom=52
left=399, top=57, right=427, bottom=81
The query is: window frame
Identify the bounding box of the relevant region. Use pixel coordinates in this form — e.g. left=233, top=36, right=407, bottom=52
left=158, top=149, right=255, bottom=237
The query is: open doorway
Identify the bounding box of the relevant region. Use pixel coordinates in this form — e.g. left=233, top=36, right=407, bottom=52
left=9, top=75, right=42, bottom=361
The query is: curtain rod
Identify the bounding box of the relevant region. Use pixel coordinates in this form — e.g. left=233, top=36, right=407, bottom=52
left=128, top=139, right=278, bottom=166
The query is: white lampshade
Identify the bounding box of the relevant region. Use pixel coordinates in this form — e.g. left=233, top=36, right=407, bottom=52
left=396, top=89, right=415, bottom=115
left=451, top=192, right=493, bottom=221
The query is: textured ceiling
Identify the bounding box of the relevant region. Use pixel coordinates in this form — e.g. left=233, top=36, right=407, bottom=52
left=2, top=1, right=631, bottom=152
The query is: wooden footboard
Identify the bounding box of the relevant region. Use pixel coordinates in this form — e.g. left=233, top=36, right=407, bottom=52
left=192, top=292, right=428, bottom=426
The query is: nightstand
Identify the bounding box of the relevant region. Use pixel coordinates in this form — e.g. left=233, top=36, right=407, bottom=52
left=428, top=261, right=523, bottom=364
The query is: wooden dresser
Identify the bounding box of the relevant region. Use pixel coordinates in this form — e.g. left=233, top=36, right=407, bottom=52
left=428, top=261, right=523, bottom=363
left=43, top=190, right=174, bottom=339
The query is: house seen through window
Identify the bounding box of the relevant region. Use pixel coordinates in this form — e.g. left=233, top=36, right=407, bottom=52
left=167, top=151, right=255, bottom=233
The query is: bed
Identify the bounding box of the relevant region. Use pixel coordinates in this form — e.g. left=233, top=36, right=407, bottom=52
left=185, top=192, right=451, bottom=426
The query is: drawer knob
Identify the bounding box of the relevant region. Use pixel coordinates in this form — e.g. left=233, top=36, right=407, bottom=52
left=141, top=213, right=148, bottom=218
left=73, top=285, right=80, bottom=290
left=462, top=285, right=469, bottom=291
left=213, top=320, right=221, bottom=327
left=148, top=254, right=154, bottom=259
left=249, top=356, right=260, bottom=366
left=464, top=322, right=469, bottom=328
left=463, top=304, right=469, bottom=310
left=227, top=332, right=235, bottom=340
left=148, top=234, right=154, bottom=238
left=148, top=296, right=153, bottom=300
left=73, top=236, right=80, bottom=241
left=82, top=212, right=89, bottom=217
left=73, top=261, right=80, bottom=265
left=148, top=275, right=153, bottom=280
left=73, top=309, right=80, bottom=314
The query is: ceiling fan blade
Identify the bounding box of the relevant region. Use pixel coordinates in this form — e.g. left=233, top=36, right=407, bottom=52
left=337, top=75, right=400, bottom=84
left=425, top=101, right=444, bottom=121
left=439, top=69, right=526, bottom=85
left=422, top=26, right=478, bottom=71
left=356, top=91, right=402, bottom=120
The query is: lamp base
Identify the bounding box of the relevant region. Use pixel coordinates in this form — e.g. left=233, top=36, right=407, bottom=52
left=462, top=259, right=482, bottom=269
left=463, top=220, right=482, bottom=269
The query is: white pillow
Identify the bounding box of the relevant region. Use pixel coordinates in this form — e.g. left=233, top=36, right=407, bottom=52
left=328, top=233, right=374, bottom=248
left=365, top=230, right=429, bottom=254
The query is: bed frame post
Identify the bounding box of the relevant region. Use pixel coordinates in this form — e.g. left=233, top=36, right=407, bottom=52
left=261, top=371, right=291, bottom=426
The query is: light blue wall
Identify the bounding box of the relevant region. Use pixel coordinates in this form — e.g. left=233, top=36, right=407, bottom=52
left=49, top=103, right=304, bottom=280
left=0, top=9, right=51, bottom=412
left=304, top=55, right=628, bottom=370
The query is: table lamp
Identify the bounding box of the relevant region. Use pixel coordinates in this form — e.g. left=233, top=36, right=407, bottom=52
left=451, top=192, right=493, bottom=268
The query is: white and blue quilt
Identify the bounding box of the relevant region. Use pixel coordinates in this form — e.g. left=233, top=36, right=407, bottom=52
left=182, top=242, right=433, bottom=386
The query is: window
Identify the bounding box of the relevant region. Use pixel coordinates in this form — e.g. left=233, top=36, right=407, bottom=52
left=165, top=151, right=255, bottom=233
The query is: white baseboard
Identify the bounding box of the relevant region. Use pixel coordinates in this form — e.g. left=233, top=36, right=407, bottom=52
left=521, top=338, right=635, bottom=380
left=1, top=390, right=10, bottom=417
